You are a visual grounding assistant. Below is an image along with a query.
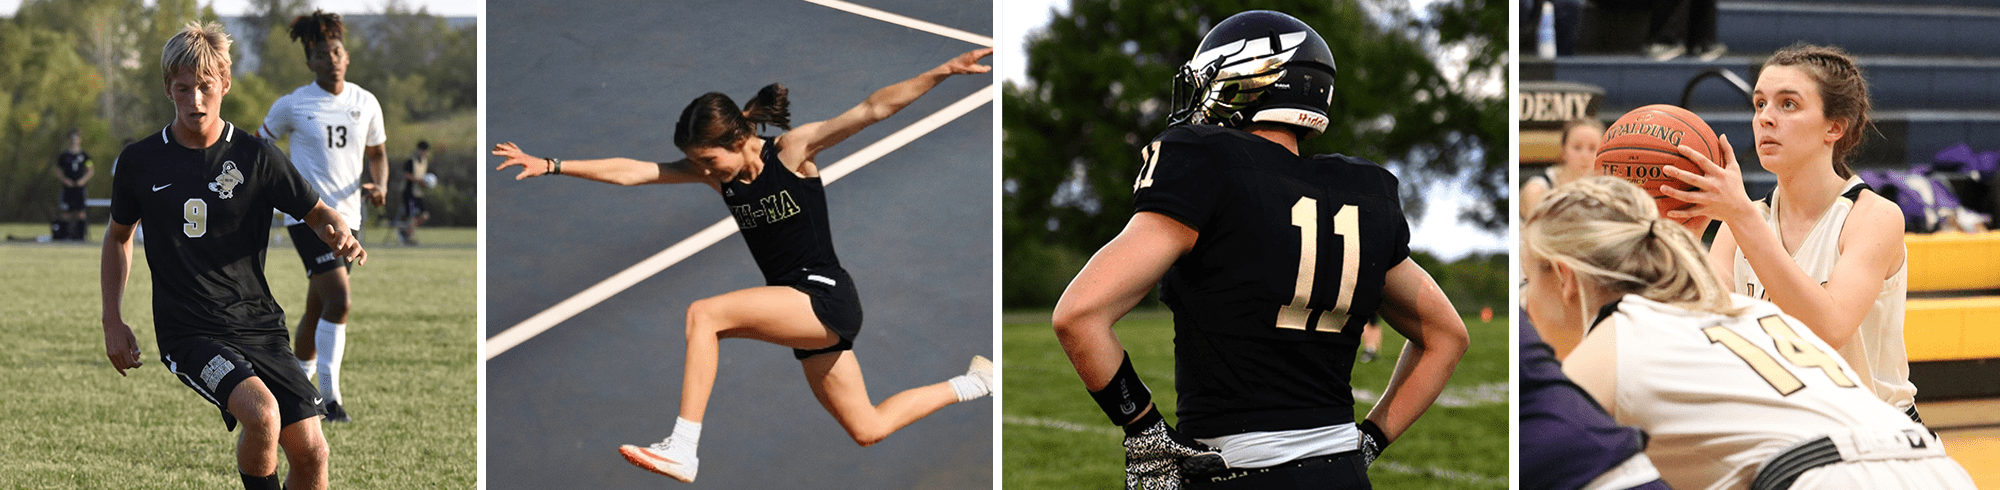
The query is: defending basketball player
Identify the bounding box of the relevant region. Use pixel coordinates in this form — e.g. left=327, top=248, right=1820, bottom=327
left=1052, top=11, right=1467, bottom=489
left=1523, top=176, right=1972, bottom=490
left=1656, top=43, right=1920, bottom=422
left=492, top=48, right=994, bottom=483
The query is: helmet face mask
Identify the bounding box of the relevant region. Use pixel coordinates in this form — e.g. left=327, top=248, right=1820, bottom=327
left=1167, top=11, right=1336, bottom=136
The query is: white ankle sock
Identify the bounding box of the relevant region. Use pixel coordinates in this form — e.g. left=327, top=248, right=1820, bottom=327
left=667, top=417, right=702, bottom=456
left=949, top=374, right=989, bottom=402
left=315, top=319, right=346, bottom=402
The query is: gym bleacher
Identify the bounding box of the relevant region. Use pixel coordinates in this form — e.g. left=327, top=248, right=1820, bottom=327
left=1522, top=0, right=2000, bottom=400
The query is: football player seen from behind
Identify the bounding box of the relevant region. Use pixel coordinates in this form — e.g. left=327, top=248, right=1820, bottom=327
left=1053, top=10, right=1468, bottom=490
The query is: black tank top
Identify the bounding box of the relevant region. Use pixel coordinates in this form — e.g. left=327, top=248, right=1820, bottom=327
left=718, top=137, right=843, bottom=285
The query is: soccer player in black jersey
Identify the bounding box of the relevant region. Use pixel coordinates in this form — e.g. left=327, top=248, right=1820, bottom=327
left=54, top=129, right=93, bottom=241
left=493, top=48, right=995, bottom=483
left=100, top=23, right=363, bottom=490
left=1052, top=11, right=1469, bottom=489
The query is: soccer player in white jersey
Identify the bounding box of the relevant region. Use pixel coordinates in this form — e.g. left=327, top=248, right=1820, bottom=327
left=260, top=10, right=388, bottom=423
left=1659, top=43, right=1919, bottom=423
left=1522, top=176, right=1972, bottom=490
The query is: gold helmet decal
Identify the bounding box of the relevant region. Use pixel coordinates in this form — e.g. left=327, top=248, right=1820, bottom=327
left=209, top=161, right=244, bottom=199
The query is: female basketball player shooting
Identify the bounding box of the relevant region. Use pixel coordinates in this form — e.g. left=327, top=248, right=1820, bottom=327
left=1523, top=176, right=1971, bottom=489
left=1658, top=43, right=1920, bottom=422
left=492, top=48, right=994, bottom=483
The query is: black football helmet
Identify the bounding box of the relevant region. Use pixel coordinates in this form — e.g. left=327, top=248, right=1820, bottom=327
left=1167, top=10, right=1337, bottom=136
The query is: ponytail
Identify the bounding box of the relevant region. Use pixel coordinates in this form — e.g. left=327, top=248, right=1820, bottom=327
left=1524, top=176, right=1735, bottom=315
left=673, top=83, right=790, bottom=151
left=741, top=83, right=791, bottom=131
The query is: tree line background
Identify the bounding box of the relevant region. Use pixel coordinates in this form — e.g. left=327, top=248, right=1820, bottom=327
left=0, top=0, right=476, bottom=228
left=1002, top=0, right=1509, bottom=311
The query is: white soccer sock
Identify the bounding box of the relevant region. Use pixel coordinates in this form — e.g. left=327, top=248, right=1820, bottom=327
left=299, top=358, right=317, bottom=380
left=315, top=319, right=347, bottom=402
left=666, top=417, right=702, bottom=457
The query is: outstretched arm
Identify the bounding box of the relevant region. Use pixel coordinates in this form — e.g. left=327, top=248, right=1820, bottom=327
left=778, top=48, right=992, bottom=165
left=492, top=142, right=708, bottom=186
left=1367, top=258, right=1469, bottom=442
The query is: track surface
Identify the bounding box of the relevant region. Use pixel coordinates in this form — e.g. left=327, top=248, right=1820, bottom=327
left=483, top=0, right=992, bottom=487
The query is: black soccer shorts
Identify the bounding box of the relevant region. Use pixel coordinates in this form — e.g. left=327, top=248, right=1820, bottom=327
left=58, top=187, right=85, bottom=212
left=287, top=223, right=356, bottom=276
left=161, top=336, right=324, bottom=430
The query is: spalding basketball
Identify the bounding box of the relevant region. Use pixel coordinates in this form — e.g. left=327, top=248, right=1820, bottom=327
left=1595, top=104, right=1723, bottom=221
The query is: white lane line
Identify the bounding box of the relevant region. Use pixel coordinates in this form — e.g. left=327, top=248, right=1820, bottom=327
left=486, top=86, right=996, bottom=360
left=1006, top=414, right=1505, bottom=487
left=799, top=0, right=994, bottom=47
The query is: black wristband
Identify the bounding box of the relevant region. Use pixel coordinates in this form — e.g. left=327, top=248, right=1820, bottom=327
left=548, top=158, right=563, bottom=175
left=1122, top=407, right=1163, bottom=437
left=1359, top=419, right=1391, bottom=452
left=1087, top=352, right=1152, bottom=426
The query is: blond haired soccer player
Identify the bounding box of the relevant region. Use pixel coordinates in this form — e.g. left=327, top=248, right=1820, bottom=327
left=102, top=22, right=362, bottom=490
left=260, top=10, right=390, bottom=423
left=1523, top=176, right=1970, bottom=489
left=494, top=48, right=995, bottom=483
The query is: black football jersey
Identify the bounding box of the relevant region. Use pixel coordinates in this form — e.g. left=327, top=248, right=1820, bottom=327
left=56, top=150, right=91, bottom=184
left=717, top=137, right=844, bottom=286
left=109, top=124, right=320, bottom=346
left=1133, top=125, right=1411, bottom=438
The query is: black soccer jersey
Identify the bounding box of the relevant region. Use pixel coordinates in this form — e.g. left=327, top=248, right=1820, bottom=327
left=718, top=137, right=844, bottom=286
left=109, top=124, right=320, bottom=346
left=1132, top=125, right=1411, bottom=438
left=56, top=150, right=91, bottom=186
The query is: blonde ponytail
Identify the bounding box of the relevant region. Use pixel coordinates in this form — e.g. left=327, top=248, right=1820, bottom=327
left=1524, top=176, right=1734, bottom=314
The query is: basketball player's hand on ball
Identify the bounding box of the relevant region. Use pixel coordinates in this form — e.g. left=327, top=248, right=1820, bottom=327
left=1123, top=408, right=1225, bottom=490
left=1662, top=134, right=1753, bottom=226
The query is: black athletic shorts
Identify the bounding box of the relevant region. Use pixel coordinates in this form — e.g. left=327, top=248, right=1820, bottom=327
left=287, top=223, right=355, bottom=276
left=1184, top=451, right=1372, bottom=490
left=58, top=187, right=85, bottom=212
left=786, top=267, right=863, bottom=360
left=403, top=195, right=427, bottom=218
left=161, top=336, right=324, bottom=431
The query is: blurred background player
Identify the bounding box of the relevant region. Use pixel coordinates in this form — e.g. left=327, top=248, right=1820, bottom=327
left=1519, top=313, right=1669, bottom=490
left=1521, top=117, right=1605, bottom=220
left=1052, top=10, right=1467, bottom=489
left=54, top=128, right=93, bottom=241
left=102, top=22, right=363, bottom=490
left=1522, top=176, right=1970, bottom=489
left=1659, top=43, right=1921, bottom=424
left=493, top=48, right=995, bottom=483
left=260, top=10, right=389, bottom=423
left=398, top=140, right=432, bottom=245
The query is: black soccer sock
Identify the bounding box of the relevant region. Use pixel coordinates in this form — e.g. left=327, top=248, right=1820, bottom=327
left=240, top=472, right=281, bottom=490
left=74, top=220, right=87, bottom=240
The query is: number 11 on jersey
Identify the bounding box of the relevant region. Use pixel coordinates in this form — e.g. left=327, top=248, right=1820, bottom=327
left=1277, top=197, right=1359, bottom=332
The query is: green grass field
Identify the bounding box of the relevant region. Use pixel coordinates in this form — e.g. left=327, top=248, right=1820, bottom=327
left=0, top=225, right=475, bottom=488
left=1002, top=310, right=1509, bottom=489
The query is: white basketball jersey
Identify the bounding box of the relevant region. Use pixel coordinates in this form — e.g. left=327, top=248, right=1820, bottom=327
left=1732, top=177, right=1916, bottom=410
left=1599, top=294, right=1927, bottom=490
left=260, top=82, right=387, bottom=228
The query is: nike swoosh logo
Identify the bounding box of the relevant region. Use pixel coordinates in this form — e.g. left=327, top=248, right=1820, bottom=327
left=313, top=397, right=324, bottom=405
left=152, top=184, right=172, bottom=191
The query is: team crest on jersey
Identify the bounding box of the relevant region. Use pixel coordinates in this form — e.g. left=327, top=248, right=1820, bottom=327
left=209, top=161, right=245, bottom=199
left=349, top=109, right=362, bottom=120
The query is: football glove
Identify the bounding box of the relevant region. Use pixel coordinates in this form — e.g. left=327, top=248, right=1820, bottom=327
left=1123, top=409, right=1225, bottom=490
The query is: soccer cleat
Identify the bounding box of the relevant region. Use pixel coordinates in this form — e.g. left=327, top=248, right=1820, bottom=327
left=621, top=440, right=698, bottom=482
left=322, top=400, right=351, bottom=423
